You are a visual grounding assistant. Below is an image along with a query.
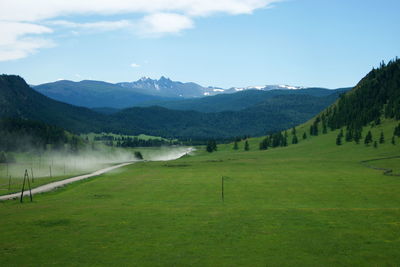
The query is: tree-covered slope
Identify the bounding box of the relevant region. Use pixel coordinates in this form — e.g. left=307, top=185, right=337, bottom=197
left=255, top=58, right=400, bottom=151
left=111, top=93, right=341, bottom=139
left=137, top=88, right=350, bottom=113
left=0, top=118, right=84, bottom=152
left=0, top=75, right=106, bottom=133
left=325, top=59, right=400, bottom=130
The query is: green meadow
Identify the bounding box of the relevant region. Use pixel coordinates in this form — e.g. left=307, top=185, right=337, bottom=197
left=1, top=120, right=400, bottom=266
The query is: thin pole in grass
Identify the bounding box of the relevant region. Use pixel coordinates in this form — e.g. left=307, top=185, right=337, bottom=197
left=8, top=175, right=11, bottom=191
left=221, top=176, right=224, bottom=202
left=30, top=166, right=34, bottom=183
left=49, top=165, right=52, bottom=178
left=6, top=162, right=8, bottom=178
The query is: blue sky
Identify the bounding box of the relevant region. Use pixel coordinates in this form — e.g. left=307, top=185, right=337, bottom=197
left=0, top=0, right=399, bottom=88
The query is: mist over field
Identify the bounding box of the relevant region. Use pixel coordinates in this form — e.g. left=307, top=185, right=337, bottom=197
left=0, top=146, right=194, bottom=181
left=141, top=146, right=195, bottom=161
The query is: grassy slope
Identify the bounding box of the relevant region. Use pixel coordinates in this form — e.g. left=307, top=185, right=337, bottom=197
left=0, top=120, right=400, bottom=266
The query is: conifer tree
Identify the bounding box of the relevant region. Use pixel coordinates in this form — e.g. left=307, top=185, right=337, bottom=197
left=394, top=124, right=400, bottom=137
left=244, top=140, right=250, bottom=151
left=345, top=128, right=353, bottom=142
left=206, top=140, right=216, bottom=152
left=364, top=131, right=373, bottom=145
left=338, top=129, right=344, bottom=138
left=302, top=132, right=307, bottom=140
left=282, top=136, right=288, bottom=147
left=379, top=132, right=385, bottom=144
left=292, top=135, right=298, bottom=144
left=291, top=127, right=296, bottom=135
left=322, top=123, right=327, bottom=134
left=134, top=151, right=143, bottom=160
left=259, top=138, right=269, bottom=150
left=392, top=136, right=396, bottom=145
left=233, top=141, right=238, bottom=150
left=336, top=133, right=342, bottom=145
left=373, top=141, right=378, bottom=148
left=212, top=140, right=217, bottom=151
left=354, top=128, right=362, bottom=144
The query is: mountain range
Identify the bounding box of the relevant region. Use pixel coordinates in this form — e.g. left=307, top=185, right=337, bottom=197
left=34, top=76, right=341, bottom=109
left=1, top=75, right=345, bottom=139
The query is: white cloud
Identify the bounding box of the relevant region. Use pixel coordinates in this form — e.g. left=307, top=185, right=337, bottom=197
left=0, top=0, right=280, bottom=22
left=0, top=21, right=54, bottom=61
left=137, top=13, right=194, bottom=37
left=0, top=0, right=281, bottom=61
left=49, top=20, right=132, bottom=32
left=130, top=63, right=141, bottom=68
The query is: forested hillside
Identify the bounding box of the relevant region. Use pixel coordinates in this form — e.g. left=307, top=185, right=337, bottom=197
left=257, top=59, right=400, bottom=150
left=0, top=118, right=84, bottom=153
left=110, top=93, right=339, bottom=139
left=137, top=88, right=350, bottom=113
left=0, top=75, right=106, bottom=133
left=326, top=59, right=400, bottom=130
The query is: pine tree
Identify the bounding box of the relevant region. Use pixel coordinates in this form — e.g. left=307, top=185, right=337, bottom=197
left=291, top=127, right=296, bottom=135
left=244, top=140, right=250, bottom=151
left=373, top=141, right=378, bottom=148
left=134, top=151, right=143, bottom=160
left=379, top=132, right=385, bottom=144
left=212, top=140, right=217, bottom=151
left=259, top=138, right=269, bottom=150
left=336, top=133, right=342, bottom=146
left=364, top=131, right=373, bottom=145
left=282, top=136, right=288, bottom=147
left=394, top=124, right=400, bottom=137
left=233, top=141, right=238, bottom=150
left=345, top=128, right=353, bottom=142
left=338, top=129, right=344, bottom=138
left=392, top=136, right=396, bottom=145
left=322, top=123, right=327, bottom=134
left=354, top=128, right=362, bottom=144
left=292, top=135, right=298, bottom=144
left=206, top=140, right=215, bottom=153
left=302, top=132, right=307, bottom=140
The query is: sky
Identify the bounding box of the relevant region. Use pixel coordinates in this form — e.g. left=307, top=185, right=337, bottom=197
left=0, top=0, right=399, bottom=88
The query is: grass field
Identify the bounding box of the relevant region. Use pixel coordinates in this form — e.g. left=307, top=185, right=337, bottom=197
left=1, top=120, right=400, bottom=266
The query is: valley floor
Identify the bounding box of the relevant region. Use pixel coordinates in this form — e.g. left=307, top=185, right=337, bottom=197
left=1, top=123, right=400, bottom=266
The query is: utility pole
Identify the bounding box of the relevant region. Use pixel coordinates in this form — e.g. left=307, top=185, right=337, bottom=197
left=221, top=176, right=224, bottom=202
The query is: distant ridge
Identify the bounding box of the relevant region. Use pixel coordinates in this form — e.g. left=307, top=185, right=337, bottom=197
left=34, top=80, right=177, bottom=109
left=34, top=76, right=348, bottom=110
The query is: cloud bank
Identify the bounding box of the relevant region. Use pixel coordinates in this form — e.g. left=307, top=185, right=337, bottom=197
left=0, top=0, right=281, bottom=61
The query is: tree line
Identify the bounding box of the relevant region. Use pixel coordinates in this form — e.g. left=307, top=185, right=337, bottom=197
left=93, top=135, right=179, bottom=147
left=0, top=118, right=84, bottom=153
